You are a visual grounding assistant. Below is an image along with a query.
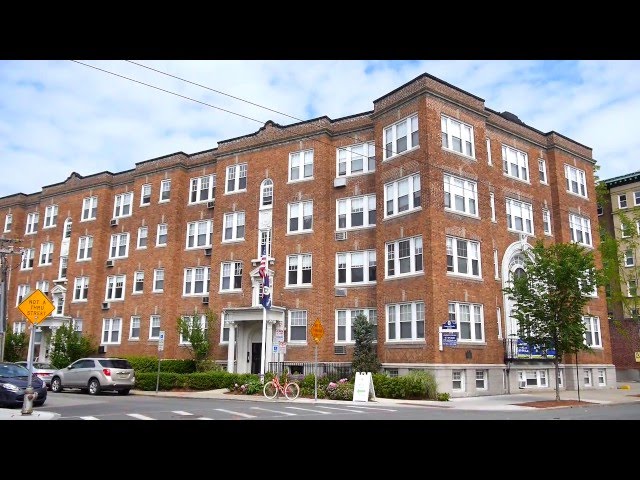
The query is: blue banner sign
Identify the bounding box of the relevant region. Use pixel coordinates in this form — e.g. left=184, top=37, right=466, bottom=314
left=442, top=320, right=457, bottom=330
left=516, top=339, right=556, bottom=358
left=443, top=333, right=458, bottom=347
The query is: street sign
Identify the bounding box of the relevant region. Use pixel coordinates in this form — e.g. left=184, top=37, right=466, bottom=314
left=442, top=333, right=458, bottom=347
left=158, top=330, right=165, bottom=352
left=310, top=319, right=324, bottom=343
left=18, top=289, right=55, bottom=325
left=279, top=341, right=287, bottom=354
left=275, top=328, right=285, bottom=342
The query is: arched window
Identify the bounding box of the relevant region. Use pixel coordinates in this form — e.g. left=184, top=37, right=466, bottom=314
left=260, top=179, right=273, bottom=208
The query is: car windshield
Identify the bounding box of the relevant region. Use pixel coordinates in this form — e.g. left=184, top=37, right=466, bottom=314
left=0, top=363, right=30, bottom=378
left=100, top=359, right=132, bottom=369
left=32, top=363, right=52, bottom=369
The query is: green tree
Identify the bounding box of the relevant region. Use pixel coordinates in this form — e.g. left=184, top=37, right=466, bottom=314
left=502, top=240, right=603, bottom=401
left=3, top=330, right=28, bottom=362
left=176, top=308, right=217, bottom=370
left=49, top=321, right=97, bottom=369
left=351, top=313, right=381, bottom=375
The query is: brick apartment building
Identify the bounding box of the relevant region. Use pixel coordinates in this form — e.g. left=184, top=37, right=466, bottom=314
left=0, top=72, right=615, bottom=396
left=599, top=171, right=640, bottom=381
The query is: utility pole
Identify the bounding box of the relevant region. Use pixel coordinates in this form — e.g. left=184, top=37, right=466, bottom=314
left=0, top=237, right=22, bottom=361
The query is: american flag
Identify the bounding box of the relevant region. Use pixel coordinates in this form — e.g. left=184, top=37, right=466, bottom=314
left=261, top=272, right=272, bottom=310
left=259, top=245, right=267, bottom=279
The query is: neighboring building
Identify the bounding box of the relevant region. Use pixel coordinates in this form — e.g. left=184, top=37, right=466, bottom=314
left=599, top=171, right=640, bottom=381
left=0, top=72, right=614, bottom=396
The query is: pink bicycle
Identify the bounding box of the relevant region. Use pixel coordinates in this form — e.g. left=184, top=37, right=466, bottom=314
left=263, top=374, right=300, bottom=400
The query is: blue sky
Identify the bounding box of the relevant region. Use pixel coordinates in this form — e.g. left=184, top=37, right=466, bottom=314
left=0, top=60, right=638, bottom=197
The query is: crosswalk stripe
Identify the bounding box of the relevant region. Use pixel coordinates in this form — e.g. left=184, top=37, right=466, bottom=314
left=173, top=411, right=194, bottom=416
left=79, top=416, right=99, bottom=420
left=345, top=405, right=398, bottom=412
left=214, top=408, right=257, bottom=418
left=128, top=413, right=155, bottom=420
left=251, top=407, right=297, bottom=416
left=198, top=417, right=215, bottom=420
left=315, top=406, right=366, bottom=413
left=284, top=406, right=331, bottom=414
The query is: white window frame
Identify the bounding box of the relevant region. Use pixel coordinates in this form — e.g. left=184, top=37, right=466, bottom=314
left=190, top=174, right=216, bottom=204
left=486, top=138, right=492, bottom=165
left=35, top=280, right=49, bottom=295
left=156, top=223, right=168, bottom=247
left=565, top=165, right=588, bottom=198
left=475, top=370, right=488, bottom=390
left=583, top=369, right=593, bottom=387
left=129, top=316, right=141, bottom=340
left=542, top=208, right=552, bottom=236
left=21, top=248, right=35, bottom=270
left=160, top=179, right=171, bottom=202
left=502, top=145, right=529, bottom=182
left=583, top=316, right=602, bottom=348
left=336, top=250, right=376, bottom=286
left=226, top=164, right=247, bottom=193
left=153, top=269, right=164, bottom=292
left=101, top=318, right=122, bottom=345
left=259, top=229, right=272, bottom=259
left=260, top=179, right=273, bottom=208
left=287, top=201, right=313, bottom=234
left=635, top=191, right=640, bottom=206
left=538, top=159, right=548, bottom=184
left=452, top=370, right=465, bottom=391
left=39, top=242, right=54, bottom=266
left=58, top=256, right=68, bottom=280
left=597, top=368, right=606, bottom=386
left=506, top=198, right=534, bottom=235
left=16, top=284, right=30, bottom=306
left=133, top=271, right=144, bottom=294
left=82, top=196, right=98, bottom=221
left=13, top=321, right=26, bottom=334
left=222, top=212, right=245, bottom=242
left=384, top=173, right=421, bottom=218
left=288, top=149, right=314, bottom=182
left=490, top=192, right=496, bottom=222
left=43, top=204, right=58, bottom=228
left=385, top=236, right=423, bottom=279
left=446, top=237, right=481, bottom=279
left=4, top=213, right=12, bottom=233
left=337, top=194, right=376, bottom=230
left=186, top=219, right=213, bottom=249
left=384, top=114, right=419, bottom=160
left=444, top=174, right=478, bottom=217
left=386, top=301, right=425, bottom=342
left=621, top=222, right=632, bottom=238
left=624, top=249, right=634, bottom=267
left=335, top=308, right=377, bottom=344
left=219, top=262, right=242, bottom=292
left=286, top=253, right=312, bottom=287
left=105, top=275, right=126, bottom=301
left=569, top=213, right=592, bottom=247
left=149, top=315, right=161, bottom=340
left=140, top=184, right=151, bottom=206
left=288, top=310, right=308, bottom=343
left=77, top=235, right=93, bottom=261
left=448, top=302, right=485, bottom=342
left=113, top=192, right=133, bottom=219
left=179, top=314, right=207, bottom=345
left=183, top=266, right=210, bottom=296
left=137, top=226, right=148, bottom=249
left=441, top=114, right=475, bottom=158
left=25, top=212, right=39, bottom=235
left=337, top=142, right=375, bottom=177
left=109, top=233, right=130, bottom=259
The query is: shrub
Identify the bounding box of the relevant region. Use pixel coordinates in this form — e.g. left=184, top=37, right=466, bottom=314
left=437, top=392, right=450, bottom=402
left=326, top=378, right=352, bottom=400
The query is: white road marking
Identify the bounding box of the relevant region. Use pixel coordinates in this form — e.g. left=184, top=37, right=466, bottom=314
left=198, top=417, right=215, bottom=420
left=214, top=408, right=257, bottom=418
left=128, top=413, right=155, bottom=420
left=173, top=411, right=194, bottom=416
left=344, top=405, right=398, bottom=412
left=284, top=406, right=331, bottom=414
left=251, top=407, right=297, bottom=416
left=79, top=416, right=99, bottom=420
left=315, top=406, right=366, bottom=413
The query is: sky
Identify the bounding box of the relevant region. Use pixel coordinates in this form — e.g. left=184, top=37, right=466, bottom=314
left=0, top=60, right=638, bottom=198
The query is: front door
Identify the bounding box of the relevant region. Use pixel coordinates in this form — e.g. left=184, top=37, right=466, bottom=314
left=251, top=343, right=261, bottom=374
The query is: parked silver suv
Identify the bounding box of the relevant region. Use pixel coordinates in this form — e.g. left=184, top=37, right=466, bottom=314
left=50, top=358, right=135, bottom=396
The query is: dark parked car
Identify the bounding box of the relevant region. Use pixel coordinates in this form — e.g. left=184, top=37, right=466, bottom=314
left=15, top=361, right=56, bottom=389
left=0, top=362, right=48, bottom=408
left=50, top=357, right=135, bottom=395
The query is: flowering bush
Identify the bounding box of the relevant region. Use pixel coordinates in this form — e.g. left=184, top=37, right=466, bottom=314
left=228, top=380, right=262, bottom=395
left=325, top=378, right=353, bottom=400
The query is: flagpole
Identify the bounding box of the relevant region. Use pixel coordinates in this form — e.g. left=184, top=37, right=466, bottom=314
left=260, top=303, right=267, bottom=383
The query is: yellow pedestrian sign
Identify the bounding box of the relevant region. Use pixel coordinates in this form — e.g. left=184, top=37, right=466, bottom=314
left=18, top=289, right=55, bottom=325
left=310, top=319, right=324, bottom=343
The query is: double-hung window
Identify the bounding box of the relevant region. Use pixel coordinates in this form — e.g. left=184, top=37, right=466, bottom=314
left=288, top=310, right=308, bottom=343
left=506, top=198, right=534, bottom=235
left=102, top=318, right=122, bottom=345
left=223, top=212, right=245, bottom=241
left=220, top=262, right=242, bottom=291
left=448, top=302, right=484, bottom=342
left=4, top=213, right=12, bottom=232
left=569, top=213, right=592, bottom=247
left=502, top=145, right=529, bottom=182
left=542, top=209, right=552, bottom=235
left=16, top=285, right=30, bottom=306
left=149, top=315, right=161, bottom=339
left=385, top=236, right=423, bottom=278
left=226, top=164, right=247, bottom=193
left=184, top=266, right=210, bottom=295
left=43, top=205, right=58, bottom=228
left=190, top=174, right=216, bottom=203
left=160, top=179, right=171, bottom=202
left=140, top=184, right=151, bottom=206
left=386, top=301, right=425, bottom=341
left=446, top=237, right=481, bottom=278
left=624, top=249, right=634, bottom=267
left=130, top=316, right=141, bottom=340
left=337, top=142, right=375, bottom=177
left=288, top=201, right=313, bottom=233
left=133, top=271, right=144, bottom=293
left=583, top=316, right=601, bottom=347
left=441, top=115, right=475, bottom=157
left=40, top=242, right=54, bottom=265
left=73, top=276, right=89, bottom=301
left=25, top=212, right=39, bottom=234
left=287, top=254, right=312, bottom=286
left=337, top=195, right=376, bottom=230
left=565, top=165, right=587, bottom=198
left=179, top=315, right=207, bottom=345
left=336, top=308, right=377, bottom=343
left=109, top=233, right=130, bottom=259
left=82, top=196, right=98, bottom=221
left=153, top=269, right=164, bottom=292
left=105, top=275, right=126, bottom=301
left=538, top=159, right=548, bottom=184
left=289, top=150, right=314, bottom=182
left=336, top=250, right=376, bottom=285
left=77, top=235, right=93, bottom=260
left=444, top=174, right=477, bottom=216
left=157, top=224, right=168, bottom=246
left=21, top=248, right=35, bottom=270
left=113, top=192, right=133, bottom=218
left=384, top=174, right=421, bottom=218
left=186, top=220, right=213, bottom=248
left=137, top=227, right=148, bottom=249
left=384, top=114, right=419, bottom=160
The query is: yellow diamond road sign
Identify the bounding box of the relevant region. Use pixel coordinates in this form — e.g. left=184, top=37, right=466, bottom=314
left=18, top=289, right=55, bottom=325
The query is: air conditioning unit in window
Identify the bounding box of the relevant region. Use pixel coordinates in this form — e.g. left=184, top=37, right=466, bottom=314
left=335, top=288, right=347, bottom=297
left=333, top=177, right=347, bottom=188
left=98, top=346, right=107, bottom=354
left=105, top=260, right=114, bottom=268
left=335, top=231, right=347, bottom=241
left=202, top=296, right=209, bottom=305
left=101, top=302, right=110, bottom=310
left=518, top=380, right=527, bottom=389
left=207, top=200, right=215, bottom=209
left=110, top=219, right=118, bottom=227
left=204, top=248, right=212, bottom=256
left=334, top=345, right=346, bottom=355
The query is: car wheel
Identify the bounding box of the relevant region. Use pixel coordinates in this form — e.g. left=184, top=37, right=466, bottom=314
left=88, top=378, right=101, bottom=395
left=50, top=377, right=63, bottom=393
left=118, top=389, right=130, bottom=396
